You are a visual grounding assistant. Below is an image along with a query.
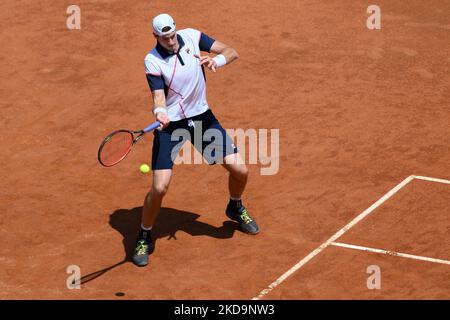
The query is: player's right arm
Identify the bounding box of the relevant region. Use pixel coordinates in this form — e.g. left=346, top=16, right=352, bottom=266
left=151, top=89, right=170, bottom=130
left=145, top=56, right=170, bottom=130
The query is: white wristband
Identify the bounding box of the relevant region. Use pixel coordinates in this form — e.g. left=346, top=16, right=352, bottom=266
left=213, top=54, right=227, bottom=68
left=153, top=107, right=167, bottom=116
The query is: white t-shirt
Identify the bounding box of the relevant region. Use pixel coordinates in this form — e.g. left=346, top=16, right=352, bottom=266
left=144, top=28, right=216, bottom=121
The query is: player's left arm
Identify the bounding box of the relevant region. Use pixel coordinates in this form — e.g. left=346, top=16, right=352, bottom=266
left=195, top=40, right=239, bottom=72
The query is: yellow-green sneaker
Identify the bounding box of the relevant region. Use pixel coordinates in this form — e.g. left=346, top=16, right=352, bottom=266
left=132, top=239, right=151, bottom=267
left=226, top=203, right=260, bottom=235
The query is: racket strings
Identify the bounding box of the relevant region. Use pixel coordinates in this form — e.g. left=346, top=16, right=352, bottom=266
left=99, top=131, right=134, bottom=166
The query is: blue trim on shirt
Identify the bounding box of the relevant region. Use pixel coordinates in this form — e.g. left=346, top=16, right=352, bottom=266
left=199, top=33, right=215, bottom=52
left=155, top=34, right=185, bottom=59
left=146, top=73, right=165, bottom=91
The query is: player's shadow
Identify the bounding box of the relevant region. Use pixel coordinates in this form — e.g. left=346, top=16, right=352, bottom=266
left=80, top=206, right=238, bottom=285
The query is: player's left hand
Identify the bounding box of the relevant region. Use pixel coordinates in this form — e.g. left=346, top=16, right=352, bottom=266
left=194, top=54, right=216, bottom=72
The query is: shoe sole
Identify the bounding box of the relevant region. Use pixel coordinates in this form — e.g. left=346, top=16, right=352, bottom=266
left=133, top=259, right=149, bottom=267
left=226, top=210, right=260, bottom=235
left=135, top=262, right=148, bottom=267
left=242, top=228, right=260, bottom=235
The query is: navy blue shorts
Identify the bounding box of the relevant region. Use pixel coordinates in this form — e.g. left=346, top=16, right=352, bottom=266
left=152, top=109, right=238, bottom=170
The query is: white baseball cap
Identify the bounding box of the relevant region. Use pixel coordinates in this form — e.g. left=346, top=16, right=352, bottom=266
left=153, top=13, right=176, bottom=36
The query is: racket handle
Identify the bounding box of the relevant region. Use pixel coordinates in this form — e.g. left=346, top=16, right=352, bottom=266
left=143, top=121, right=161, bottom=132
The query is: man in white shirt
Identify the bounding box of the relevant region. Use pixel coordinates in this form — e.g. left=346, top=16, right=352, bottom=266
left=133, top=14, right=260, bottom=267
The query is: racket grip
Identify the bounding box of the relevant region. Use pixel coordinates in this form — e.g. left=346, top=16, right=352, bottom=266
left=143, top=121, right=161, bottom=132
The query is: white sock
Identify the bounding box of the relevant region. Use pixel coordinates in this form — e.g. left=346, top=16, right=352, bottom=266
left=230, top=197, right=241, bottom=201
left=141, top=224, right=152, bottom=231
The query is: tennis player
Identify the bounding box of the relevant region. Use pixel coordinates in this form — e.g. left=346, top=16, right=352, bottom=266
left=133, top=14, right=260, bottom=266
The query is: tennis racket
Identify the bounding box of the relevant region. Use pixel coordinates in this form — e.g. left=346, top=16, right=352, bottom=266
left=98, top=121, right=160, bottom=167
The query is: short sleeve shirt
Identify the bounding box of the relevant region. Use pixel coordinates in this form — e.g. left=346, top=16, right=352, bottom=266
left=144, top=28, right=216, bottom=121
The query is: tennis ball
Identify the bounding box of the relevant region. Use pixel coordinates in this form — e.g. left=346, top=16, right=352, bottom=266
left=140, top=164, right=150, bottom=174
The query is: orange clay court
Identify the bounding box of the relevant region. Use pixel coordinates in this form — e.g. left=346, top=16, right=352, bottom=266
left=1, top=0, right=449, bottom=299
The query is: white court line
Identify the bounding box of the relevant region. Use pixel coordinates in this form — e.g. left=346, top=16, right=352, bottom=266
left=413, top=175, right=450, bottom=185
left=252, top=175, right=415, bottom=300
left=331, top=242, right=450, bottom=265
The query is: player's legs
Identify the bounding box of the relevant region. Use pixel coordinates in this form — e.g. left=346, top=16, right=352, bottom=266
left=195, top=108, right=261, bottom=235
left=133, top=170, right=172, bottom=267
left=133, top=126, right=182, bottom=267
left=133, top=170, right=173, bottom=267
left=195, top=110, right=248, bottom=197
left=192, top=109, right=260, bottom=235
left=222, top=153, right=248, bottom=199
left=221, top=153, right=259, bottom=235
left=141, top=169, right=172, bottom=228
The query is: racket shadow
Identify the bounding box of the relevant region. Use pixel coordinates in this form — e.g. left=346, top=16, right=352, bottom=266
left=80, top=206, right=238, bottom=285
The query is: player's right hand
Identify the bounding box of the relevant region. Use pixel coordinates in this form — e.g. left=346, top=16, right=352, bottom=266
left=194, top=54, right=217, bottom=72
left=156, top=112, right=170, bottom=130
